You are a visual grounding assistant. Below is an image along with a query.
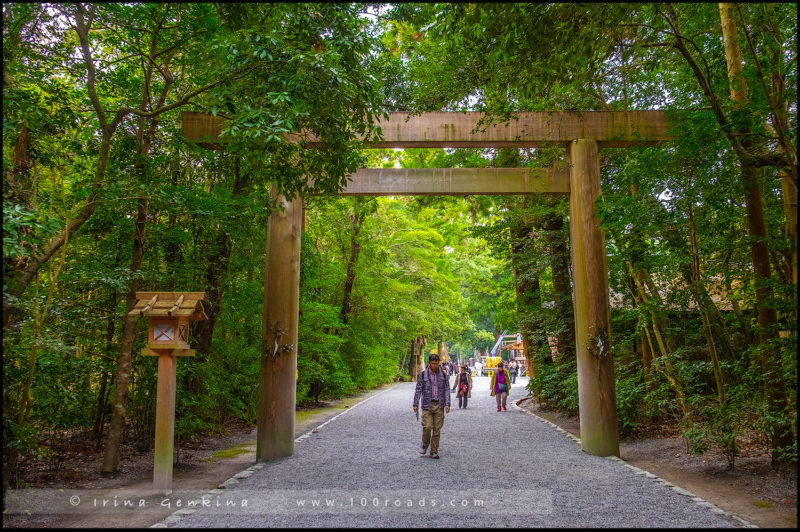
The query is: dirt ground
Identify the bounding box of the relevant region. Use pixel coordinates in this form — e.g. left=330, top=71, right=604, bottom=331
left=3, top=384, right=796, bottom=529
left=516, top=397, right=798, bottom=528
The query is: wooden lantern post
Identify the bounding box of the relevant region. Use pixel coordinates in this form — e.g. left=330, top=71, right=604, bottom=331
left=128, top=292, right=207, bottom=494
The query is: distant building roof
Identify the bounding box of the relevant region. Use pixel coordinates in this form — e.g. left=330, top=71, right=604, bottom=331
left=500, top=342, right=524, bottom=351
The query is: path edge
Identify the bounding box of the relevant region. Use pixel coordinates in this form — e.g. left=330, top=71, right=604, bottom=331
left=511, top=397, right=758, bottom=529
left=150, top=385, right=396, bottom=528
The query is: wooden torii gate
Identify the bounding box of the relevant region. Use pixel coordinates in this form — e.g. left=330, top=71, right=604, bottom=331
left=182, top=110, right=677, bottom=459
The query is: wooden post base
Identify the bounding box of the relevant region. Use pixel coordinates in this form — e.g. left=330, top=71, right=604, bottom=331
left=153, top=353, right=177, bottom=494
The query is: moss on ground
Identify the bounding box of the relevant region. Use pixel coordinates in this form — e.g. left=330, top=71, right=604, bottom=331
left=205, top=442, right=253, bottom=461
left=751, top=500, right=773, bottom=509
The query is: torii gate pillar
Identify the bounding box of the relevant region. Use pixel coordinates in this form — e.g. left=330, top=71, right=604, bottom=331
left=256, top=190, right=303, bottom=460
left=567, top=139, right=619, bottom=457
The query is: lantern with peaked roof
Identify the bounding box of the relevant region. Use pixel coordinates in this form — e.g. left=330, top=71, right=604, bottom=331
left=129, top=292, right=207, bottom=357
left=128, top=291, right=206, bottom=495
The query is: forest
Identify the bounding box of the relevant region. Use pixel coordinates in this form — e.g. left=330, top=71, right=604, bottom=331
left=2, top=3, right=796, bottom=489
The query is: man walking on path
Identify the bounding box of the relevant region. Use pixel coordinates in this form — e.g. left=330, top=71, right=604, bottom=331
left=412, top=354, right=451, bottom=459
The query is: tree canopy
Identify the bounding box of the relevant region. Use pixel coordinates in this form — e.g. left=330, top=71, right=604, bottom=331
left=3, top=2, right=796, bottom=485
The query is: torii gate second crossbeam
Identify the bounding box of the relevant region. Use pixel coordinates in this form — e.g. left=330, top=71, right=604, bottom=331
left=182, top=110, right=680, bottom=460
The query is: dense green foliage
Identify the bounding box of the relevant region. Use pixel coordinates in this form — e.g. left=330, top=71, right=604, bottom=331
left=3, top=2, right=796, bottom=486
left=2, top=2, right=411, bottom=481
left=298, top=181, right=506, bottom=403
left=387, top=2, right=796, bottom=465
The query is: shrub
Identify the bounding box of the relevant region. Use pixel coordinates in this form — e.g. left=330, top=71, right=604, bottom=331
left=616, top=366, right=645, bottom=436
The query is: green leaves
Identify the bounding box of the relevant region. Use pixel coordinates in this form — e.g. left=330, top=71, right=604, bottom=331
left=196, top=3, right=388, bottom=200
left=302, top=188, right=506, bottom=387
left=2, top=201, right=62, bottom=260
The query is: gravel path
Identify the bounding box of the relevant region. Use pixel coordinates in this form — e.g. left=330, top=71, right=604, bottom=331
left=160, top=375, right=746, bottom=528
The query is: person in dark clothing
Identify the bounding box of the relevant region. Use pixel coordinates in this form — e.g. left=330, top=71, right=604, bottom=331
left=451, top=365, right=473, bottom=408
left=508, top=360, right=518, bottom=384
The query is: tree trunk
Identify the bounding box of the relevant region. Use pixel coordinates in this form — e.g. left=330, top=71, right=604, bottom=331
left=686, top=205, right=726, bottom=404
left=621, top=273, right=652, bottom=385
left=5, top=122, right=30, bottom=205
left=93, top=308, right=116, bottom=448
left=165, top=169, right=182, bottom=269
left=193, top=229, right=230, bottom=356
left=508, top=198, right=548, bottom=399
left=339, top=207, right=367, bottom=328
left=2, top=121, right=32, bottom=352
left=510, top=202, right=548, bottom=356
left=410, top=336, right=426, bottom=379
left=519, top=330, right=536, bottom=395
left=636, top=268, right=677, bottom=354
left=719, top=4, right=747, bottom=107
left=418, top=336, right=427, bottom=376
left=101, top=56, right=167, bottom=470
left=719, top=3, right=793, bottom=458
left=626, top=181, right=679, bottom=356
left=194, top=159, right=251, bottom=358
left=741, top=158, right=793, bottom=456
left=93, top=371, right=110, bottom=448
left=721, top=251, right=757, bottom=348
left=513, top=267, right=547, bottom=401
left=399, top=342, right=411, bottom=378
left=627, top=261, right=688, bottom=418
left=410, top=340, right=418, bottom=380
left=765, top=44, right=798, bottom=286
left=641, top=327, right=653, bottom=384
left=100, top=196, right=148, bottom=473
left=662, top=222, right=737, bottom=362
left=4, top=279, right=43, bottom=489
left=101, top=15, right=183, bottom=470
left=544, top=206, right=574, bottom=363
left=780, top=174, right=797, bottom=285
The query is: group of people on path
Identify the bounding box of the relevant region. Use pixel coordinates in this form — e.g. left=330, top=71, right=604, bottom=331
left=411, top=354, right=516, bottom=459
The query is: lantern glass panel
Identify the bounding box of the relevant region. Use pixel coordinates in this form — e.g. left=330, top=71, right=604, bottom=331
left=154, top=322, right=175, bottom=342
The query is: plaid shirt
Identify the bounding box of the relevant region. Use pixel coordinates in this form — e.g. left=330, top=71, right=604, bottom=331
left=413, top=367, right=451, bottom=411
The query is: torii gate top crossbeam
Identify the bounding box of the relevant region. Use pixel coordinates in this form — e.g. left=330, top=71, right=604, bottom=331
left=331, top=167, right=569, bottom=196
left=367, top=110, right=675, bottom=148
left=181, top=110, right=677, bottom=149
